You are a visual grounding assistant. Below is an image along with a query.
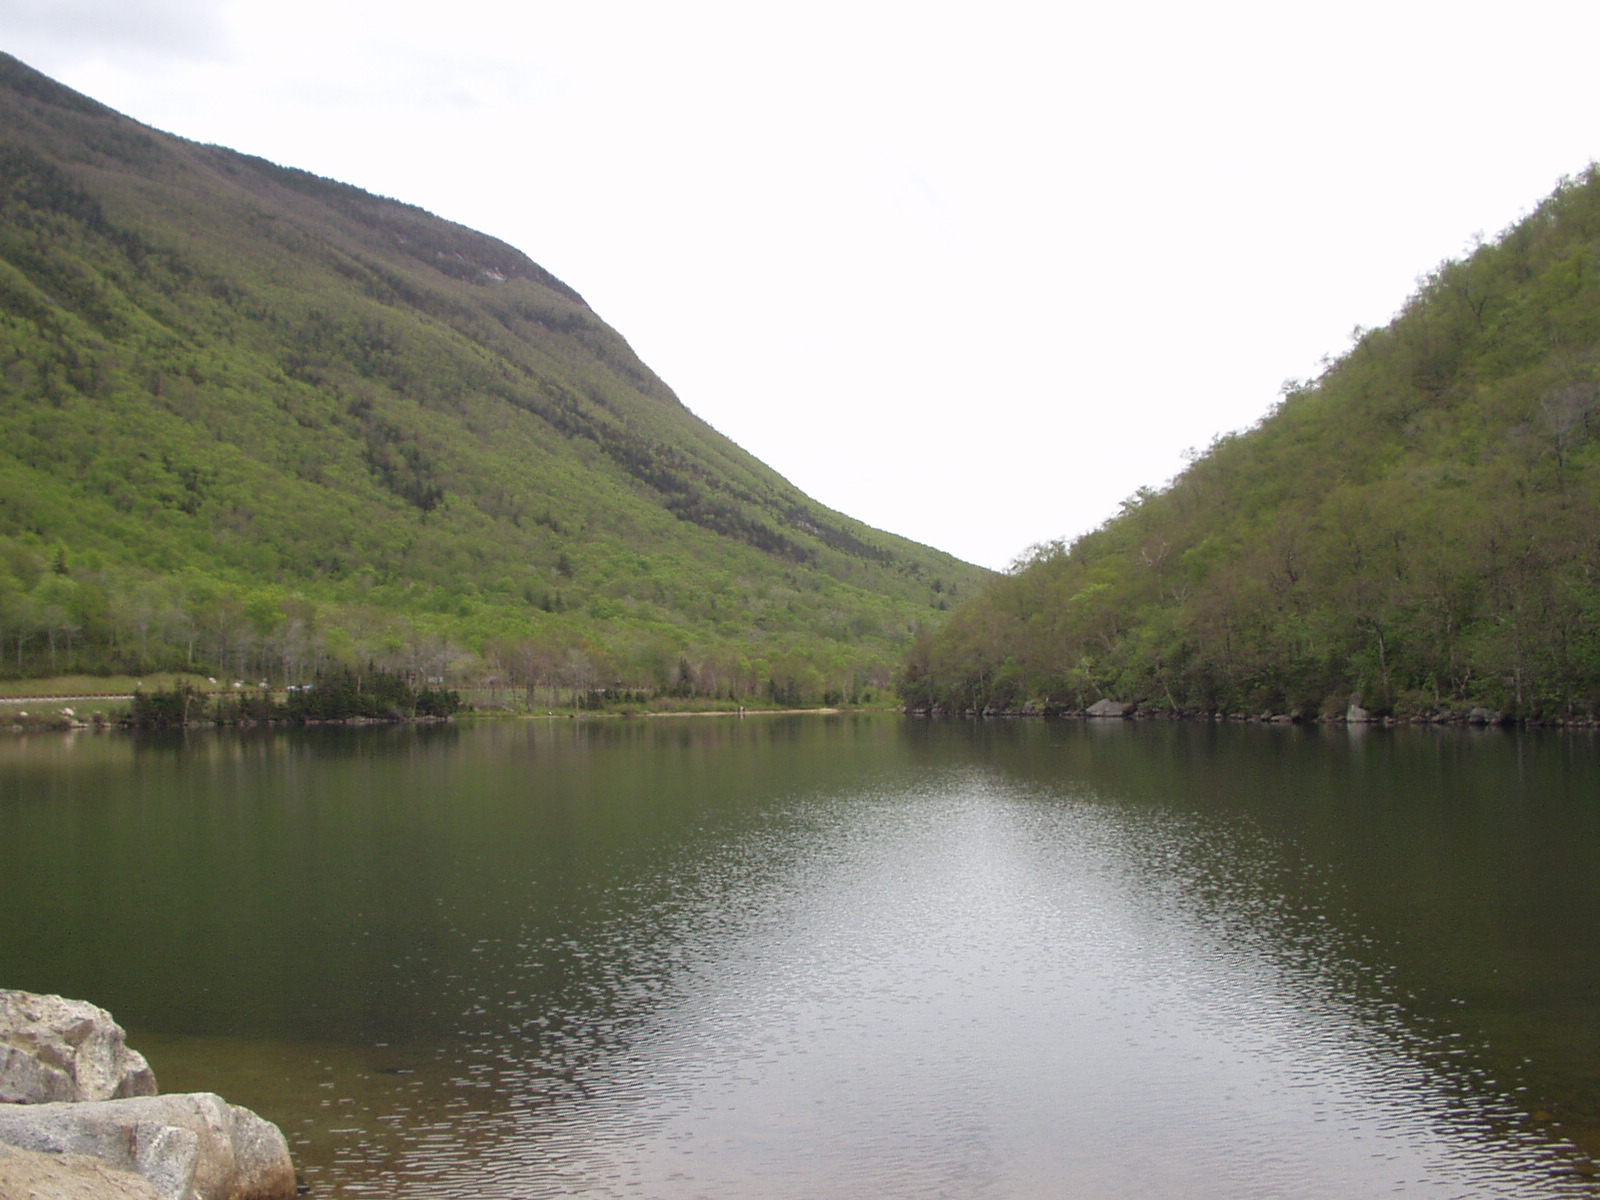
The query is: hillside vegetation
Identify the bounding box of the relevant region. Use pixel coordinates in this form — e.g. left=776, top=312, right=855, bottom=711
left=907, top=168, right=1600, bottom=722
left=0, top=54, right=987, bottom=704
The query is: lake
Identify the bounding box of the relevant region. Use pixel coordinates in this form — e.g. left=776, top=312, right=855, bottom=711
left=2, top=715, right=1598, bottom=1197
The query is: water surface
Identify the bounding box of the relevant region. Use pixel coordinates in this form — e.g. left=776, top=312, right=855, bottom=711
left=2, top=716, right=1597, bottom=1197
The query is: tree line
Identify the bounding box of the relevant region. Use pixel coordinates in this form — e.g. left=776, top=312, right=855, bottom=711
left=0, top=539, right=889, bottom=708
left=905, top=168, right=1600, bottom=723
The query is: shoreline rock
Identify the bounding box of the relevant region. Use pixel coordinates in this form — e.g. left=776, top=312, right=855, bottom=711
left=1085, top=698, right=1133, bottom=719
left=903, top=705, right=1588, bottom=729
left=0, top=1140, right=164, bottom=1198
left=0, top=991, right=296, bottom=1200
left=1, top=991, right=158, bottom=1104
left=0, top=1093, right=295, bottom=1200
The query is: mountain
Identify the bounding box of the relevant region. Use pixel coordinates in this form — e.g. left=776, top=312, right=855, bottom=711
left=0, top=53, right=987, bottom=701
left=906, top=167, right=1600, bottom=722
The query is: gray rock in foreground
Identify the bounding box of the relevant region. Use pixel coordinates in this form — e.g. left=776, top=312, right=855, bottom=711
left=0, top=1092, right=296, bottom=1200
left=0, top=990, right=158, bottom=1103
left=0, top=1140, right=164, bottom=1199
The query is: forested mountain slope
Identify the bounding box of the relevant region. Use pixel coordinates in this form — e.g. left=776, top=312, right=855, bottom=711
left=906, top=168, right=1600, bottom=721
left=0, top=54, right=986, bottom=699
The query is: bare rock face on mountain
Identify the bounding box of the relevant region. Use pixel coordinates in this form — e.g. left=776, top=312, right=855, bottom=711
left=0, top=990, right=158, bottom=1104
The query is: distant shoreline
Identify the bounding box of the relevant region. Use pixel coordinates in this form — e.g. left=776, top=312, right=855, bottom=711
left=903, top=707, right=1600, bottom=731
left=0, top=702, right=869, bottom=736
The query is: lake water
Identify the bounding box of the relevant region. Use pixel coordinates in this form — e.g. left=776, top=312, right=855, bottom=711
left=3, top=715, right=1599, bottom=1197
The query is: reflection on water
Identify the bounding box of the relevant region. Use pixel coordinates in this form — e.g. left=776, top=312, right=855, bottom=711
left=2, top=717, right=1599, bottom=1196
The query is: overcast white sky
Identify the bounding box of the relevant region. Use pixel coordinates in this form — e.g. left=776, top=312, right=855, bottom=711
left=4, top=0, right=1599, bottom=569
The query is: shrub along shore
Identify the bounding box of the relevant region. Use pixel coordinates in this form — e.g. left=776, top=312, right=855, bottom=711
left=0, top=669, right=886, bottom=732
left=126, top=669, right=463, bottom=727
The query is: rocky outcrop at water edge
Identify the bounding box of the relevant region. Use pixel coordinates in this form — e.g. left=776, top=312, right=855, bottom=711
left=0, top=990, right=296, bottom=1200
left=0, top=1139, right=165, bottom=1198
left=1085, top=698, right=1133, bottom=718
left=0, top=990, right=158, bottom=1104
